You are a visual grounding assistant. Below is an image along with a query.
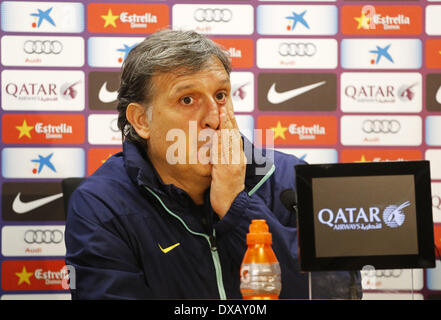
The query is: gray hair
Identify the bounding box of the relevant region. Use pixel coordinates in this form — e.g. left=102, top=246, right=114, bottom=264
left=117, top=29, right=232, bottom=148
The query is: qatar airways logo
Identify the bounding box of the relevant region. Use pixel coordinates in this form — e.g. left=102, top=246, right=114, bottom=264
left=317, top=201, right=410, bottom=230
left=344, top=83, right=417, bottom=103
left=5, top=81, right=81, bottom=101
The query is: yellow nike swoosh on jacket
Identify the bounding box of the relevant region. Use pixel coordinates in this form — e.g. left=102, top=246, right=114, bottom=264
left=158, top=242, right=180, bottom=254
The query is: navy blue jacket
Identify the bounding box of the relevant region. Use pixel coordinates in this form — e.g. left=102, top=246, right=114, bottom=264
left=65, top=140, right=362, bottom=299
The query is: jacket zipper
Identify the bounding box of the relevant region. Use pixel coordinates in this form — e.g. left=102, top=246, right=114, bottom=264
left=143, top=185, right=227, bottom=300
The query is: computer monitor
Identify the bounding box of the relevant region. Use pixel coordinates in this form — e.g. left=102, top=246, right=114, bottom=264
left=295, top=160, right=436, bottom=271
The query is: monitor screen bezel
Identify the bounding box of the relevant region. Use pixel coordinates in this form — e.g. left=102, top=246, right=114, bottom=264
left=295, top=160, right=435, bottom=271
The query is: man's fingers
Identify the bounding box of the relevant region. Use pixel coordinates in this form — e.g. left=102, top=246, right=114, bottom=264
left=219, top=106, right=237, bottom=130
left=212, top=106, right=246, bottom=165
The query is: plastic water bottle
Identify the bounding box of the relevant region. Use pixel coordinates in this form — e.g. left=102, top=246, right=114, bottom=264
left=240, top=219, right=282, bottom=300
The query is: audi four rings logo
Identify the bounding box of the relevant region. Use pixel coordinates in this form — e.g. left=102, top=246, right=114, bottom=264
left=23, top=40, right=63, bottom=55
left=279, top=43, right=317, bottom=57
left=24, top=229, right=64, bottom=244
left=193, top=8, right=233, bottom=22
left=375, top=269, right=403, bottom=278
left=362, top=120, right=401, bottom=134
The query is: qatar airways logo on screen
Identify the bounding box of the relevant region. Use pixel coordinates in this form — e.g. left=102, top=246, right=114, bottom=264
left=317, top=201, right=410, bottom=230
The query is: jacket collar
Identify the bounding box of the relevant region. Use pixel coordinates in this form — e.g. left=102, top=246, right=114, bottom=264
left=123, top=140, right=193, bottom=206
left=123, top=136, right=274, bottom=205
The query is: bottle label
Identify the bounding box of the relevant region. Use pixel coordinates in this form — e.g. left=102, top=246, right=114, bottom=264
left=240, top=262, right=281, bottom=296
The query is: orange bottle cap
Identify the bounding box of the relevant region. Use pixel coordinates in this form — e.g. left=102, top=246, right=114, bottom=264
left=246, top=219, right=272, bottom=244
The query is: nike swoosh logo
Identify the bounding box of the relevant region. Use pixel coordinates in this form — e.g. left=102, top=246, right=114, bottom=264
left=436, top=86, right=441, bottom=104
left=12, top=192, right=63, bottom=214
left=98, top=82, right=118, bottom=103
left=267, top=81, right=326, bottom=104
left=158, top=242, right=180, bottom=254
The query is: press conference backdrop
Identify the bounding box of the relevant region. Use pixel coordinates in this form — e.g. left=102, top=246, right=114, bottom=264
left=0, top=0, right=440, bottom=300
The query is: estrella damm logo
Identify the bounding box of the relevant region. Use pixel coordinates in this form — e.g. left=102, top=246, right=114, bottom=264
left=1, top=260, right=70, bottom=291
left=341, top=5, right=422, bottom=35
left=88, top=148, right=122, bottom=176
left=211, top=38, right=254, bottom=69
left=88, top=3, right=169, bottom=34
left=426, top=40, right=441, bottom=69
left=256, top=116, right=337, bottom=146
left=340, top=149, right=422, bottom=163
left=2, top=114, right=84, bottom=144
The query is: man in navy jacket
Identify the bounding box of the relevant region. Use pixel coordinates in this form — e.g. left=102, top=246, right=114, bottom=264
left=65, top=29, right=361, bottom=299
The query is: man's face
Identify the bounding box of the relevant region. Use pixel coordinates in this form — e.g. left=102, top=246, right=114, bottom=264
left=146, top=56, right=233, bottom=181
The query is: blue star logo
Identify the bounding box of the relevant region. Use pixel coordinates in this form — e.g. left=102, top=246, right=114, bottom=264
left=30, top=7, right=56, bottom=28
left=285, top=10, right=310, bottom=31
left=369, top=44, right=394, bottom=65
left=117, top=43, right=138, bottom=61
left=31, top=153, right=56, bottom=174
